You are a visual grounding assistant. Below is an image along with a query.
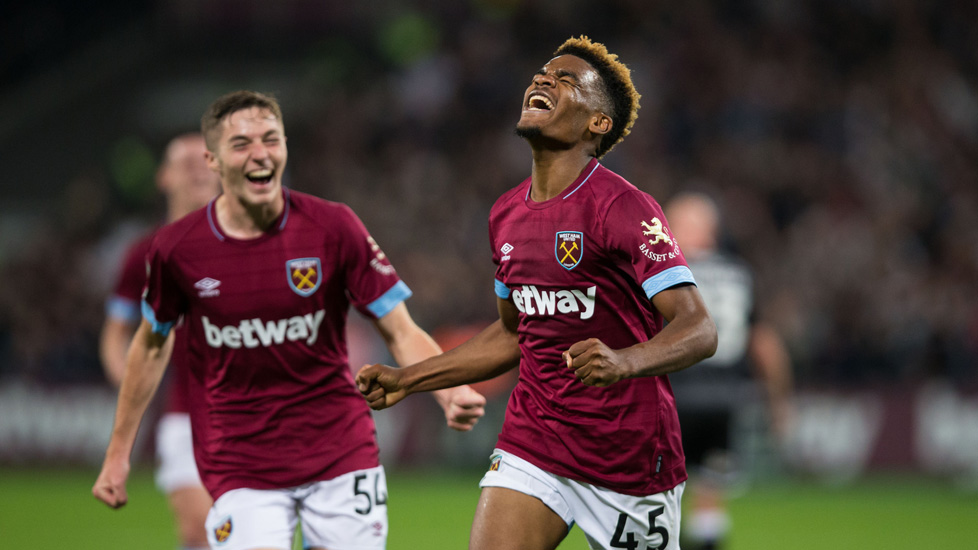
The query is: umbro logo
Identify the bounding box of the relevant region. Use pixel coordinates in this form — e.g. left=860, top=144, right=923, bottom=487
left=500, top=243, right=514, bottom=262
left=194, top=277, right=221, bottom=298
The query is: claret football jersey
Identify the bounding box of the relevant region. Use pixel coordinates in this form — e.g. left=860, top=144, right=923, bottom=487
left=490, top=158, right=695, bottom=496
left=142, top=188, right=410, bottom=499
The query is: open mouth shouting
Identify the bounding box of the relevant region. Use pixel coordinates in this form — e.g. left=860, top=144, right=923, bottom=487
left=245, top=168, right=274, bottom=186
left=525, top=91, right=555, bottom=113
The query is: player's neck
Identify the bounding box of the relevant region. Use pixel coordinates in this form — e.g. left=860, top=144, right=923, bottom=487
left=166, top=199, right=200, bottom=224
left=528, top=148, right=594, bottom=202
left=214, top=193, right=284, bottom=239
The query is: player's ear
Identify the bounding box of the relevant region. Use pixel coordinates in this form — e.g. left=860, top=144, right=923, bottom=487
left=589, top=113, right=612, bottom=136
left=155, top=164, right=170, bottom=193
left=204, top=149, right=220, bottom=174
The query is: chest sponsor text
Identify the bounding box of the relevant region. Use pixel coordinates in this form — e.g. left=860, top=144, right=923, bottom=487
left=511, top=284, right=596, bottom=320
left=202, top=310, right=325, bottom=348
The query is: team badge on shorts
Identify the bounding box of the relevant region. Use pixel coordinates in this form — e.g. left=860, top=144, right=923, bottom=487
left=287, top=257, right=322, bottom=296
left=555, top=231, right=583, bottom=270
left=214, top=516, right=233, bottom=544
left=489, top=453, right=502, bottom=472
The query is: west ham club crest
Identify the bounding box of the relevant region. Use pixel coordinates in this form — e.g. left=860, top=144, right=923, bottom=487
left=555, top=231, right=583, bottom=270
left=287, top=257, right=322, bottom=296
left=213, top=516, right=233, bottom=543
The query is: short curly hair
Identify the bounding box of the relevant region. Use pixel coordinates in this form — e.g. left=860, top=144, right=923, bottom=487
left=554, top=36, right=641, bottom=158
left=201, top=90, right=284, bottom=151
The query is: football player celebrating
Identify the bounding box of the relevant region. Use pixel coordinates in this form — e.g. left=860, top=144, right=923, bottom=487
left=357, top=36, right=717, bottom=550
left=93, top=90, right=485, bottom=550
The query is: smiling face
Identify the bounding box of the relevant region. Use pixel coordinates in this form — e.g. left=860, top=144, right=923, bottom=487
left=206, top=106, right=287, bottom=210
left=516, top=54, right=612, bottom=151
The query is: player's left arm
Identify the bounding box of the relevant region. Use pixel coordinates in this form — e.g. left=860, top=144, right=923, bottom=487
left=748, top=321, right=794, bottom=440
left=564, top=284, right=717, bottom=387
left=373, top=302, right=486, bottom=431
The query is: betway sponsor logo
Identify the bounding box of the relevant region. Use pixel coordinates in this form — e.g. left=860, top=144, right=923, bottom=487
left=202, top=310, right=325, bottom=349
left=511, top=285, right=596, bottom=320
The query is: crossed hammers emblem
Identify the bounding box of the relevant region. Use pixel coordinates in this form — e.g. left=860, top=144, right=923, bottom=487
left=292, top=267, right=317, bottom=289
left=559, top=241, right=579, bottom=264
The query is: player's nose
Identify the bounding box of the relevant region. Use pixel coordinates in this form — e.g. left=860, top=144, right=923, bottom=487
left=251, top=144, right=269, bottom=159
left=532, top=73, right=556, bottom=87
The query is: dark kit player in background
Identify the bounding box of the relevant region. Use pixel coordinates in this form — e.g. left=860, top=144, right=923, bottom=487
left=93, top=90, right=486, bottom=550
left=665, top=191, right=794, bottom=550
left=358, top=36, right=717, bottom=550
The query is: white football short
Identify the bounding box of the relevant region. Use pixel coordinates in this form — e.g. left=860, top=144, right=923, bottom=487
left=480, top=449, right=684, bottom=550
left=154, top=412, right=204, bottom=494
left=205, top=466, right=388, bottom=550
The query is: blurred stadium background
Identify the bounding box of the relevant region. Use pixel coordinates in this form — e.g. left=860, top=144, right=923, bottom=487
left=1, top=0, right=976, bottom=548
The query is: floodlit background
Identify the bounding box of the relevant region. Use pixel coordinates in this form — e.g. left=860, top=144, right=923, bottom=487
left=1, top=1, right=976, bottom=548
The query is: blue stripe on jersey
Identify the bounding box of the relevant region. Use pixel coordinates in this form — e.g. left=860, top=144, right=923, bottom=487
left=642, top=266, right=696, bottom=299
left=206, top=198, right=225, bottom=241
left=278, top=187, right=291, bottom=230
left=563, top=162, right=601, bottom=199
left=141, top=300, right=175, bottom=336
left=367, top=280, right=413, bottom=318
left=523, top=162, right=602, bottom=201
left=494, top=278, right=511, bottom=299
left=106, top=296, right=141, bottom=323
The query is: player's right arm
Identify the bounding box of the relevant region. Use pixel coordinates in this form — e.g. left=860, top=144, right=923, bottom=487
left=92, top=319, right=174, bottom=508
left=356, top=297, right=521, bottom=410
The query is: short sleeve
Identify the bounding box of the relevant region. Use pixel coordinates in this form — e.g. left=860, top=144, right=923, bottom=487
left=488, top=212, right=513, bottom=300
left=604, top=190, right=696, bottom=299
left=338, top=206, right=412, bottom=319
left=141, top=237, right=188, bottom=336
left=106, top=236, right=153, bottom=324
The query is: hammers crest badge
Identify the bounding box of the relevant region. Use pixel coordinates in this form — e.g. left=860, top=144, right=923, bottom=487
left=555, top=231, right=584, bottom=270
left=287, top=257, right=322, bottom=297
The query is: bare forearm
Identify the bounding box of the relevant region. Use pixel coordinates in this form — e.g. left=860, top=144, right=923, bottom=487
left=750, top=324, right=794, bottom=407
left=385, top=324, right=442, bottom=370
left=383, top=322, right=457, bottom=406
left=100, top=319, right=135, bottom=387
left=400, top=319, right=520, bottom=394
left=622, top=311, right=717, bottom=379
left=105, top=327, right=173, bottom=460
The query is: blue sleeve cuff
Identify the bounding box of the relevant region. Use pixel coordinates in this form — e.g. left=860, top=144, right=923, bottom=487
left=106, top=296, right=141, bottom=323
left=494, top=279, right=511, bottom=299
left=367, top=280, right=413, bottom=318
left=641, top=266, right=696, bottom=299
left=141, top=300, right=175, bottom=337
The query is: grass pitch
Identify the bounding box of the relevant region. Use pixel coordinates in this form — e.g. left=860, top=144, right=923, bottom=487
left=0, top=466, right=974, bottom=549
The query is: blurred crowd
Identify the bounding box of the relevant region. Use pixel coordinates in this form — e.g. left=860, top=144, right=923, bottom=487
left=2, top=0, right=976, bottom=388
